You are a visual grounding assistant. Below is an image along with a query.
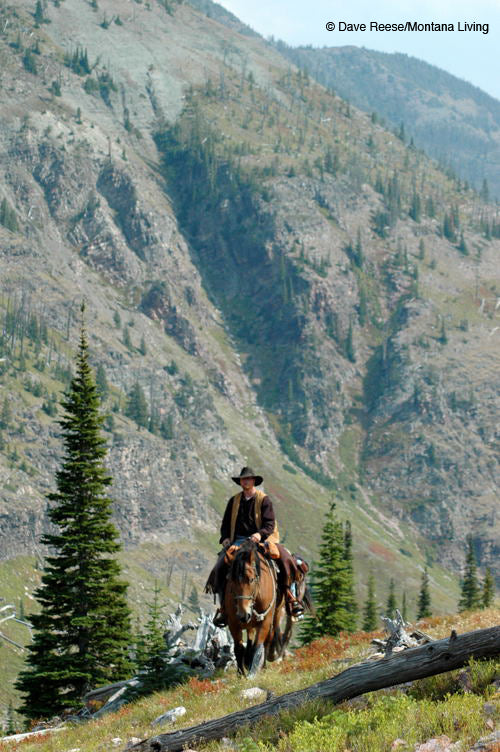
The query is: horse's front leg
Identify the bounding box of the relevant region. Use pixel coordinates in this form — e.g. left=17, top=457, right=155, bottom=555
left=247, top=628, right=266, bottom=678
left=243, top=628, right=256, bottom=670
left=231, top=626, right=246, bottom=676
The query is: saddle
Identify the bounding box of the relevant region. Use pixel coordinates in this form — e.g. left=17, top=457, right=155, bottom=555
left=224, top=540, right=280, bottom=565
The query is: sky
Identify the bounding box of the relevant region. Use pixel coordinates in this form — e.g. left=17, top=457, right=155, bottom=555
left=216, top=0, right=500, bottom=101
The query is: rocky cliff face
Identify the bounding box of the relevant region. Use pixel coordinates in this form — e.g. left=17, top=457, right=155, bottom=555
left=0, top=0, right=498, bottom=595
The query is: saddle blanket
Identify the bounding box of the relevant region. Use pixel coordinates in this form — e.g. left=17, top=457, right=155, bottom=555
left=224, top=540, right=280, bottom=565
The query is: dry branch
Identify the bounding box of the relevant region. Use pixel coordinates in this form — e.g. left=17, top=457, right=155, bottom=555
left=132, top=625, right=500, bottom=752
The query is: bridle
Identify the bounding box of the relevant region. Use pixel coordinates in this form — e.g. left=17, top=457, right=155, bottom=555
left=233, top=552, right=276, bottom=623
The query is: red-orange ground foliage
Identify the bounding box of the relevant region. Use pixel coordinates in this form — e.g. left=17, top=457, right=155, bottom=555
left=281, top=630, right=384, bottom=673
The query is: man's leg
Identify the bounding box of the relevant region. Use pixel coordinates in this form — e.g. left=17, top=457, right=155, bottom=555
left=212, top=550, right=229, bottom=627
left=276, top=545, right=304, bottom=617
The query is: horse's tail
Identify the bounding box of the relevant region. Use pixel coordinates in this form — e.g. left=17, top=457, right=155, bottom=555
left=302, top=582, right=315, bottom=614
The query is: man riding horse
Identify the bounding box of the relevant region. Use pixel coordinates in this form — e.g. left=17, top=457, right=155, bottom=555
left=206, top=466, right=306, bottom=627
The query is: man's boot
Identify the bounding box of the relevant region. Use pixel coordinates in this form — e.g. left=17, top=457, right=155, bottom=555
left=285, top=588, right=304, bottom=619
left=212, top=589, right=227, bottom=628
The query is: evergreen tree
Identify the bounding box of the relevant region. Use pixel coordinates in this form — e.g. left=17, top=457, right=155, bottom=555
left=458, top=535, right=481, bottom=612
left=187, top=585, right=200, bottom=614
left=15, top=306, right=132, bottom=720
left=409, top=192, right=421, bottom=222
left=299, top=503, right=356, bottom=644
left=50, top=79, right=61, bottom=97
left=362, top=573, right=377, bottom=631
left=344, top=321, right=355, bottom=363
left=22, top=49, right=38, bottom=75
left=481, top=568, right=495, bottom=609
left=123, top=325, right=132, bottom=349
left=130, top=584, right=190, bottom=698
left=443, top=212, right=457, bottom=242
left=354, top=228, right=364, bottom=268
left=439, top=319, right=448, bottom=345
left=0, top=397, right=12, bottom=429
left=0, top=197, right=19, bottom=232
left=95, top=363, right=108, bottom=401
left=125, top=382, right=148, bottom=428
left=386, top=578, right=397, bottom=618
left=358, top=286, right=367, bottom=326
left=6, top=701, right=16, bottom=735
left=34, top=0, right=44, bottom=24
left=343, top=520, right=357, bottom=625
left=458, top=232, right=469, bottom=255
left=160, top=413, right=174, bottom=440
left=417, top=568, right=432, bottom=619
left=401, top=590, right=408, bottom=622
left=480, top=178, right=489, bottom=202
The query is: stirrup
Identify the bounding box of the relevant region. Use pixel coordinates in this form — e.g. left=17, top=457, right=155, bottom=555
left=213, top=608, right=227, bottom=628
left=290, top=601, right=304, bottom=617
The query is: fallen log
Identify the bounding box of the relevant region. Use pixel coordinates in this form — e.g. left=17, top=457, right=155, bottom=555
left=131, top=625, right=500, bottom=752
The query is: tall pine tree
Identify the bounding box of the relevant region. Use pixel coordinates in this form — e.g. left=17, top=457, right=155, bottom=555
left=362, top=573, right=377, bottom=631
left=386, top=578, right=397, bottom=618
left=299, top=503, right=356, bottom=644
left=16, top=305, right=132, bottom=720
left=458, top=535, right=481, bottom=612
left=417, top=568, right=432, bottom=619
left=343, top=520, right=357, bottom=626
left=401, top=590, right=408, bottom=622
left=481, top=568, right=495, bottom=609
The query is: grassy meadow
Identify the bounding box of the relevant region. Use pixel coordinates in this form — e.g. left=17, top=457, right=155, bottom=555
left=1, top=607, right=498, bottom=752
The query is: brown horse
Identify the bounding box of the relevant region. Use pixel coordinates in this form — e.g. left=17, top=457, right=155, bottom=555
left=225, top=539, right=284, bottom=677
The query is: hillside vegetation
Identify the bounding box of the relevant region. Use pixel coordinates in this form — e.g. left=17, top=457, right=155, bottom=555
left=1, top=608, right=498, bottom=751
left=272, top=42, right=500, bottom=199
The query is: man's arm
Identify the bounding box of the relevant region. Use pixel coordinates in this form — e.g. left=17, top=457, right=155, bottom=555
left=219, top=497, right=234, bottom=545
left=257, top=495, right=275, bottom=541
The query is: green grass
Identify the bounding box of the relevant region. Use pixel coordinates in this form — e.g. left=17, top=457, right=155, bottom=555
left=255, top=691, right=496, bottom=752
left=3, top=608, right=498, bottom=750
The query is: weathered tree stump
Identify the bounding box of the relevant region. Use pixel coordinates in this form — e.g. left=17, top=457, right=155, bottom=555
left=131, top=625, right=500, bottom=752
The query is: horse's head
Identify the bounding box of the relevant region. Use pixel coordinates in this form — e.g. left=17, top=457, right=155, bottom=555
left=229, top=539, right=261, bottom=624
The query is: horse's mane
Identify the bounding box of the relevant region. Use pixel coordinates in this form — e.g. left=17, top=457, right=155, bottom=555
left=231, top=539, right=261, bottom=582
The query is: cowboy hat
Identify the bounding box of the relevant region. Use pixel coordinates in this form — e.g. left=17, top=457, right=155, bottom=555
left=231, top=466, right=263, bottom=486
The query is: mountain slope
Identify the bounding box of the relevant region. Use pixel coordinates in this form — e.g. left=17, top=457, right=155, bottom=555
left=274, top=43, right=500, bottom=198
left=0, top=0, right=498, bottom=576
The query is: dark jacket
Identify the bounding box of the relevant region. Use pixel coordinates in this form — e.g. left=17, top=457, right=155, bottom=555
left=219, top=493, right=275, bottom=543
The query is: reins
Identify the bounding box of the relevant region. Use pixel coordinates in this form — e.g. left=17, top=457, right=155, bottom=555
left=232, top=547, right=276, bottom=623
left=252, top=558, right=276, bottom=622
